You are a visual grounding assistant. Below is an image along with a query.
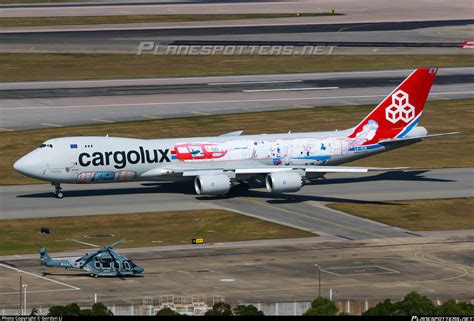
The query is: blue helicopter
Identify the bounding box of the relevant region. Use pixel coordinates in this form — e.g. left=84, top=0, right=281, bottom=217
left=37, top=239, right=144, bottom=277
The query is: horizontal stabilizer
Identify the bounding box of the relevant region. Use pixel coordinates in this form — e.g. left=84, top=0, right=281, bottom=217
left=378, top=132, right=459, bottom=144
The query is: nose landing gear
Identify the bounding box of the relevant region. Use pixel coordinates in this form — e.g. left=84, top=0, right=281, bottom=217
left=52, top=183, right=64, bottom=199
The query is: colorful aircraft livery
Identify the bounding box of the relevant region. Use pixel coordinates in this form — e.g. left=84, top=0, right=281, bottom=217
left=14, top=68, right=457, bottom=198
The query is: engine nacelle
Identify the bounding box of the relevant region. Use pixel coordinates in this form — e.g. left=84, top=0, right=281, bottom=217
left=265, top=171, right=304, bottom=193
left=194, top=174, right=232, bottom=195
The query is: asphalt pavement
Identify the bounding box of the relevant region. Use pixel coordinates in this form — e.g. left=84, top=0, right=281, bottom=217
left=1, top=168, right=473, bottom=240
left=1, top=68, right=472, bottom=131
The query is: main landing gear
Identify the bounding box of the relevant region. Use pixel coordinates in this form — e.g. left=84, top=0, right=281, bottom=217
left=52, top=183, right=64, bottom=199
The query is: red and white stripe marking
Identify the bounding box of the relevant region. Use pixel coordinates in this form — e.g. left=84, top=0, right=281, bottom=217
left=461, top=41, right=474, bottom=49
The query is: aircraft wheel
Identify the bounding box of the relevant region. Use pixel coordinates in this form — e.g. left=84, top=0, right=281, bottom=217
left=94, top=274, right=99, bottom=278
left=90, top=273, right=94, bottom=277
left=56, top=192, right=64, bottom=199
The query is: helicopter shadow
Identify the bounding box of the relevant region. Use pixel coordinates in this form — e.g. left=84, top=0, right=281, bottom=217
left=41, top=271, right=144, bottom=279
left=41, top=271, right=90, bottom=277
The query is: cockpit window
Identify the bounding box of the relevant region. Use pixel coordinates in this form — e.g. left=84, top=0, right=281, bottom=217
left=38, top=144, right=53, bottom=148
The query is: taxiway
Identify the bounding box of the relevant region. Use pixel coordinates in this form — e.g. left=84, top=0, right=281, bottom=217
left=1, top=67, right=472, bottom=131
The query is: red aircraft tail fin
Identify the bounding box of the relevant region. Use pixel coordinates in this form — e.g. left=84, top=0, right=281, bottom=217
left=348, top=68, right=437, bottom=145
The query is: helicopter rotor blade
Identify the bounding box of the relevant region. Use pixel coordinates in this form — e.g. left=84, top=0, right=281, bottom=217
left=108, top=239, right=125, bottom=249
left=67, top=239, right=102, bottom=249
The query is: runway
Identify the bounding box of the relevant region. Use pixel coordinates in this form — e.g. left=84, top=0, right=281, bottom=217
left=1, top=19, right=471, bottom=49
left=1, top=67, right=472, bottom=131
left=1, top=0, right=471, bottom=21
left=0, top=232, right=472, bottom=308
left=1, top=14, right=472, bottom=55
left=1, top=168, right=473, bottom=240
left=2, top=72, right=471, bottom=99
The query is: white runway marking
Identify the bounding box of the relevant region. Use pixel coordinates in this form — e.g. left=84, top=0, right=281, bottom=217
left=192, top=111, right=212, bottom=115
left=0, top=91, right=471, bottom=111
left=220, top=278, right=235, bottom=282
left=321, top=265, right=400, bottom=276
left=40, top=123, right=63, bottom=127
left=0, top=263, right=80, bottom=291
left=208, top=80, right=303, bottom=86
left=91, top=118, right=115, bottom=123
left=0, top=289, right=79, bottom=295
left=243, top=87, right=339, bottom=92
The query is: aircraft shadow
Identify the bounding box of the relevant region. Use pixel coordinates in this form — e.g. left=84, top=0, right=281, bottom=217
left=197, top=188, right=401, bottom=205
left=313, top=170, right=454, bottom=185
left=17, top=170, right=452, bottom=200
left=17, top=182, right=196, bottom=198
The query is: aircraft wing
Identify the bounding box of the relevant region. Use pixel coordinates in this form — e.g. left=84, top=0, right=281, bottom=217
left=141, top=161, right=406, bottom=178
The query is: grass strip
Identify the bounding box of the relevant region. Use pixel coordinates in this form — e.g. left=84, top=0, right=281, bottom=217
left=327, top=198, right=474, bottom=231
left=1, top=54, right=472, bottom=82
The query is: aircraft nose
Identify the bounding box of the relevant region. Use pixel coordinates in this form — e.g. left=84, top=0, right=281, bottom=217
left=13, top=156, right=28, bottom=174
left=13, top=153, right=41, bottom=178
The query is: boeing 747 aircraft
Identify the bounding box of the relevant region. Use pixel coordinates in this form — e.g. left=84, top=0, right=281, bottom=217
left=14, top=68, right=456, bottom=198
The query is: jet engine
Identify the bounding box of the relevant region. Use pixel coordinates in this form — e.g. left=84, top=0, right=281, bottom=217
left=265, top=171, right=304, bottom=193
left=194, top=174, right=232, bottom=195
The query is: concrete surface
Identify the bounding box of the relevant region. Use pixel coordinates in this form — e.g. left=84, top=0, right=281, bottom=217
left=1, top=0, right=472, bottom=21
left=1, top=168, right=473, bottom=239
left=0, top=232, right=472, bottom=306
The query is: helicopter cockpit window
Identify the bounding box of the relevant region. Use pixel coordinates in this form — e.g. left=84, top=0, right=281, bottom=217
left=114, top=262, right=120, bottom=270
left=124, top=261, right=131, bottom=271
left=100, top=256, right=112, bottom=268
left=129, top=260, right=137, bottom=268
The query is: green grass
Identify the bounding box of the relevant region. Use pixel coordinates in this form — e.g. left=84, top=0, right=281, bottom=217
left=0, top=13, right=339, bottom=27
left=1, top=53, right=472, bottom=82
left=0, top=209, right=314, bottom=256
left=1, top=99, right=472, bottom=185
left=327, top=198, right=474, bottom=231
